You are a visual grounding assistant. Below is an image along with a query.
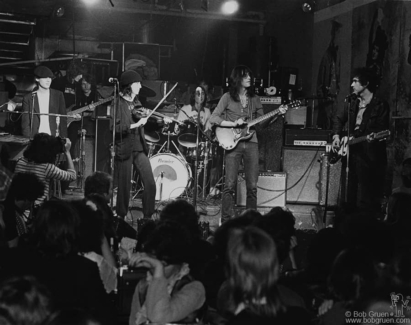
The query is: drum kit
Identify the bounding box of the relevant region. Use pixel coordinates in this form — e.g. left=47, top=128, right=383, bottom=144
left=140, top=113, right=217, bottom=202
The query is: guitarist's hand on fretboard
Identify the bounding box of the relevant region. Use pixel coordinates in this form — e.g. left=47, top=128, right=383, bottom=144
left=278, top=104, right=288, bottom=115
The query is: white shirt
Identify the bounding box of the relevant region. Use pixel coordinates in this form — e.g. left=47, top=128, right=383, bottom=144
left=37, top=90, right=51, bottom=135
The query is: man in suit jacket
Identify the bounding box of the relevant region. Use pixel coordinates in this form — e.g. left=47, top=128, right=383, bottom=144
left=22, top=66, right=67, bottom=138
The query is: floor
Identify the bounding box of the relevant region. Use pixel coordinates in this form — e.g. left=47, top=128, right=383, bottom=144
left=63, top=186, right=331, bottom=235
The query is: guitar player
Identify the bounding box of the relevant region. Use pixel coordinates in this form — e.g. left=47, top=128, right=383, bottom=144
left=209, top=65, right=287, bottom=223
left=331, top=67, right=389, bottom=217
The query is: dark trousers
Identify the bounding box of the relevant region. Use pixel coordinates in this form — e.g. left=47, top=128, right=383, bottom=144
left=222, top=141, right=259, bottom=222
left=115, top=151, right=156, bottom=218
left=347, top=152, right=386, bottom=215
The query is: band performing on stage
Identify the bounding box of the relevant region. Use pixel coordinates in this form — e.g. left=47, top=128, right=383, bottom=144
left=0, top=61, right=394, bottom=224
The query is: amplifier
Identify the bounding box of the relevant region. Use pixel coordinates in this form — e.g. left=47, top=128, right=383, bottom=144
left=260, top=96, right=282, bottom=105
left=285, top=128, right=331, bottom=147
left=236, top=172, right=286, bottom=207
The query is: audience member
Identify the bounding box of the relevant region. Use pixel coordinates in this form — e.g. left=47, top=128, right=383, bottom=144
left=14, top=133, right=76, bottom=207
left=128, top=220, right=206, bottom=325
left=0, top=276, right=54, bottom=325
left=224, top=226, right=312, bottom=325
left=318, top=247, right=379, bottom=325
left=84, top=171, right=137, bottom=242
left=0, top=200, right=115, bottom=325
left=72, top=199, right=118, bottom=293
left=159, top=199, right=215, bottom=281
left=1, top=173, right=44, bottom=247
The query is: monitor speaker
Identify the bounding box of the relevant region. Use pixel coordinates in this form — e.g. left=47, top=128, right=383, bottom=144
left=236, top=172, right=286, bottom=207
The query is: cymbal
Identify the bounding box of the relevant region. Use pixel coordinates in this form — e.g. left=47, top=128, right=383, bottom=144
left=139, top=85, right=156, bottom=98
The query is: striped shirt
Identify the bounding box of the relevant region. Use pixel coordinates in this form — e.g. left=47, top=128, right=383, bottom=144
left=15, top=157, right=76, bottom=205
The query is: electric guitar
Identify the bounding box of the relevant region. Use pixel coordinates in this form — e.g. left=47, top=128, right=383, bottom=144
left=329, top=129, right=390, bottom=164
left=67, top=96, right=113, bottom=127
left=215, top=99, right=301, bottom=150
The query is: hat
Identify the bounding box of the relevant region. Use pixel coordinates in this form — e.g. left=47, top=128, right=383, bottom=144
left=120, top=70, right=142, bottom=87
left=34, top=66, right=54, bottom=79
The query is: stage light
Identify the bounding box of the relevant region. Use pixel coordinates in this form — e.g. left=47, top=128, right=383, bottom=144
left=54, top=6, right=65, bottom=17
left=221, top=0, right=239, bottom=15
left=302, top=3, right=311, bottom=12
left=83, top=0, right=99, bottom=5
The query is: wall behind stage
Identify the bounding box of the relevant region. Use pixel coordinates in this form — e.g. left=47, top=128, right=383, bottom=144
left=312, top=0, right=411, bottom=193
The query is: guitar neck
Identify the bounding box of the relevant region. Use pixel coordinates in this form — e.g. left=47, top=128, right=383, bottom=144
left=247, top=108, right=280, bottom=127
left=348, top=135, right=367, bottom=145
left=72, top=96, right=113, bottom=114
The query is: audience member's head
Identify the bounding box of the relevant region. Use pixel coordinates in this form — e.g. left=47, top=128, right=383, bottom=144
left=239, top=208, right=262, bottom=220
left=5, top=173, right=45, bottom=210
left=84, top=172, right=112, bottom=202
left=142, top=220, right=193, bottom=268
left=159, top=200, right=200, bottom=238
left=213, top=214, right=255, bottom=262
left=135, top=219, right=157, bottom=252
left=0, top=276, right=53, bottom=325
left=254, top=207, right=295, bottom=264
left=305, top=227, right=346, bottom=284
left=328, top=247, right=378, bottom=307
left=71, top=199, right=105, bottom=255
left=227, top=226, right=284, bottom=318
left=23, top=133, right=65, bottom=164
left=31, top=200, right=80, bottom=258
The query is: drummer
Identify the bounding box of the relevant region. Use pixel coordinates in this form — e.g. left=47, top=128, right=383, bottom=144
left=177, top=86, right=212, bottom=133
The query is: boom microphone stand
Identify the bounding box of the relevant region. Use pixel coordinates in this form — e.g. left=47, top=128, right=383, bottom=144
left=110, top=79, right=118, bottom=210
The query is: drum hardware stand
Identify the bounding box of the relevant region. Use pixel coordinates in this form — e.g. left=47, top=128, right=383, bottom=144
left=159, top=171, right=164, bottom=201
left=202, top=141, right=209, bottom=199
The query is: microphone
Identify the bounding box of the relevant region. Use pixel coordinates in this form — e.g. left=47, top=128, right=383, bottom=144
left=108, top=77, right=118, bottom=83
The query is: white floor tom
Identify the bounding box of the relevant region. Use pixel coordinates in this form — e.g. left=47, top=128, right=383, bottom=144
left=150, top=153, right=192, bottom=201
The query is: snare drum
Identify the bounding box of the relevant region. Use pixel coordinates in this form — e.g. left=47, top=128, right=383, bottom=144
left=150, top=153, right=192, bottom=201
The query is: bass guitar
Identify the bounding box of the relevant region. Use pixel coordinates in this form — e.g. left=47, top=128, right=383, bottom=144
left=329, top=129, right=390, bottom=164
left=215, top=99, right=301, bottom=150
left=67, top=96, right=114, bottom=127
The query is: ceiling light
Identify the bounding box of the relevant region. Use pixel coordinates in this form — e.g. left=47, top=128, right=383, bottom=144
left=221, top=0, right=239, bottom=15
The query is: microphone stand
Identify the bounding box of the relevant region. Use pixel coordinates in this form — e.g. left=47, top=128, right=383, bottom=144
left=343, top=95, right=356, bottom=204
left=30, top=92, right=36, bottom=139
left=110, top=80, right=118, bottom=210
left=192, top=109, right=201, bottom=211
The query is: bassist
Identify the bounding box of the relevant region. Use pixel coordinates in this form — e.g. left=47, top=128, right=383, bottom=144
left=331, top=67, right=389, bottom=217
left=209, top=65, right=286, bottom=223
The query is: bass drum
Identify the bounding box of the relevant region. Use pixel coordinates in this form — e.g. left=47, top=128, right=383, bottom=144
left=150, top=153, right=192, bottom=201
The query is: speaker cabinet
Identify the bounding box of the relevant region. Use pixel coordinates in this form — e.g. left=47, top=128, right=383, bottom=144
left=282, top=146, right=324, bottom=204
left=236, top=172, right=286, bottom=207
left=258, top=104, right=284, bottom=172
left=319, top=153, right=343, bottom=207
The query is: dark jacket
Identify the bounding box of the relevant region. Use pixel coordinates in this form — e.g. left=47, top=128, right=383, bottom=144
left=332, top=95, right=389, bottom=165
left=21, top=89, right=68, bottom=138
